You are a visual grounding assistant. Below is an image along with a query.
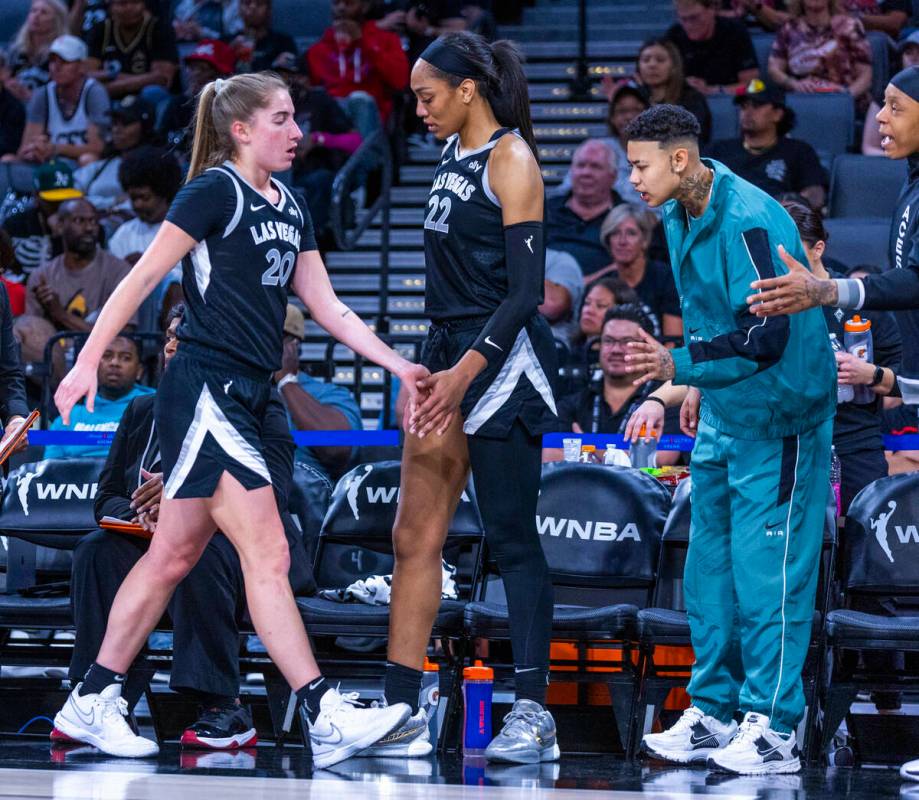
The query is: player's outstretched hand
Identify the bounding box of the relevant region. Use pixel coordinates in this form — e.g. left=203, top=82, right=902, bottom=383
left=625, top=328, right=675, bottom=385
left=747, top=244, right=837, bottom=316
left=398, top=362, right=431, bottom=404
left=410, top=367, right=468, bottom=439
left=54, top=360, right=98, bottom=426
left=624, top=399, right=665, bottom=443
left=679, top=387, right=701, bottom=437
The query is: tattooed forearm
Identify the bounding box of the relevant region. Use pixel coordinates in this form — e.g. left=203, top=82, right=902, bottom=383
left=807, top=278, right=838, bottom=307
left=659, top=349, right=676, bottom=381
left=675, top=165, right=714, bottom=218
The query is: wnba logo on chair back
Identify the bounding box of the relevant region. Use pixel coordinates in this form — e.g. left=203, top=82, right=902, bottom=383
left=1, top=460, right=103, bottom=533
left=536, top=516, right=641, bottom=542
left=869, top=500, right=919, bottom=564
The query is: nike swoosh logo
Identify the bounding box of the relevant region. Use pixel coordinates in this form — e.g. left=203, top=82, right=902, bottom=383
left=250, top=203, right=266, bottom=211
left=312, top=722, right=343, bottom=745
left=515, top=666, right=539, bottom=673
left=689, top=733, right=718, bottom=747
left=484, top=336, right=503, bottom=351
left=765, top=520, right=784, bottom=529
left=69, top=698, right=95, bottom=728
left=308, top=679, right=325, bottom=691
left=689, top=327, right=701, bottom=334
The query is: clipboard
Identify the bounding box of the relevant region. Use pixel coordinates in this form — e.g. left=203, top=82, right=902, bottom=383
left=100, top=516, right=153, bottom=540
left=0, top=409, right=40, bottom=466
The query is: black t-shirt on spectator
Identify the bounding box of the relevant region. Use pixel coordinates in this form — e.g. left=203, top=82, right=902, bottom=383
left=665, top=17, right=758, bottom=87
left=224, top=30, right=297, bottom=73
left=546, top=193, right=622, bottom=276
left=557, top=380, right=682, bottom=435
left=678, top=85, right=713, bottom=143
left=610, top=260, right=682, bottom=326
left=86, top=14, right=179, bottom=78
left=706, top=137, right=827, bottom=198
left=294, top=86, right=355, bottom=172
left=0, top=88, right=26, bottom=157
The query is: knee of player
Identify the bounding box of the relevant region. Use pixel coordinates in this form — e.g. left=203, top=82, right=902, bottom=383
left=392, top=524, right=444, bottom=562
left=246, top=532, right=291, bottom=579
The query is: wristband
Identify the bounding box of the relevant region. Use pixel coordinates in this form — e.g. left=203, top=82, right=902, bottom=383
left=869, top=366, right=885, bottom=387
left=276, top=373, right=298, bottom=391
left=646, top=395, right=666, bottom=409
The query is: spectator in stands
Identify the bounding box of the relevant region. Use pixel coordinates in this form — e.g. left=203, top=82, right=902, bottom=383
left=69, top=0, right=109, bottom=39
left=67, top=305, right=315, bottom=748
left=4, top=0, right=69, bottom=104
left=588, top=203, right=683, bottom=341
left=633, top=38, right=712, bottom=142
left=307, top=0, right=410, bottom=131
left=44, top=333, right=153, bottom=458
left=0, top=230, right=26, bottom=317
left=567, top=276, right=640, bottom=378
left=547, top=139, right=622, bottom=276
left=725, top=0, right=789, bottom=31
left=2, top=159, right=81, bottom=274
left=768, top=0, right=873, bottom=113
left=7, top=36, right=108, bottom=166
left=0, top=273, right=30, bottom=455
left=666, top=0, right=760, bottom=95
left=558, top=305, right=682, bottom=464
left=108, top=146, right=184, bottom=329
left=0, top=51, right=26, bottom=160
left=708, top=80, right=828, bottom=209
left=225, top=0, right=296, bottom=73
left=72, top=95, right=155, bottom=224
left=85, top=0, right=179, bottom=103
left=843, top=0, right=909, bottom=39
left=275, top=305, right=363, bottom=480
left=17, top=198, right=135, bottom=366
left=540, top=248, right=584, bottom=344
left=863, top=32, right=919, bottom=156
left=159, top=40, right=236, bottom=158
left=173, top=0, right=243, bottom=41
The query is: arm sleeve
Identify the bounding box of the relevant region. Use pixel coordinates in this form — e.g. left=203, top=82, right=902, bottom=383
left=93, top=399, right=137, bottom=522
left=165, top=170, right=232, bottom=242
left=858, top=231, right=919, bottom=309
left=470, top=221, right=545, bottom=364
left=671, top=226, right=791, bottom=388
left=0, top=285, right=29, bottom=422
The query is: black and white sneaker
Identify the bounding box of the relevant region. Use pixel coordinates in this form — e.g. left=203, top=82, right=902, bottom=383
left=181, top=702, right=257, bottom=750
left=707, top=712, right=800, bottom=775
left=641, top=706, right=737, bottom=765
left=359, top=708, right=432, bottom=757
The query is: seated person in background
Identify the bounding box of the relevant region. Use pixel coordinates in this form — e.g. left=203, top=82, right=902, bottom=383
left=540, top=248, right=584, bottom=345
left=843, top=0, right=909, bottom=39
left=108, top=146, right=184, bottom=329
left=557, top=305, right=683, bottom=466
left=85, top=0, right=178, bottom=103
left=173, top=0, right=242, bottom=41
left=633, top=38, right=711, bottom=143
left=708, top=80, right=827, bottom=210
left=9, top=36, right=108, bottom=166
left=589, top=203, right=683, bottom=342
left=559, top=83, right=648, bottom=206
left=274, top=305, right=363, bottom=481
left=307, top=0, right=410, bottom=134
left=768, top=0, right=872, bottom=113
left=224, top=0, right=296, bottom=73
left=159, top=39, right=236, bottom=159
left=547, top=139, right=623, bottom=276
left=2, top=160, right=82, bottom=275
left=665, top=0, right=760, bottom=95
left=863, top=33, right=919, bottom=156
left=0, top=50, right=27, bottom=159
left=724, top=0, right=789, bottom=32
left=17, top=198, right=135, bottom=366
left=67, top=306, right=315, bottom=750
left=44, top=332, right=153, bottom=459
left=0, top=231, right=27, bottom=317
left=5, top=0, right=69, bottom=104
left=73, top=95, right=156, bottom=225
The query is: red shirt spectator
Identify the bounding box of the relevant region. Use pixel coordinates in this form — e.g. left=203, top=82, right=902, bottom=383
left=307, top=18, right=408, bottom=121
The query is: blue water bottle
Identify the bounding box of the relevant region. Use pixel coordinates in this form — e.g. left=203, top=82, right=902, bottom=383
left=463, top=660, right=493, bottom=752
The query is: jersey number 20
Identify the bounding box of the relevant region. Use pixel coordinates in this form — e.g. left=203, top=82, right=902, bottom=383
left=424, top=195, right=452, bottom=233
left=262, top=248, right=295, bottom=287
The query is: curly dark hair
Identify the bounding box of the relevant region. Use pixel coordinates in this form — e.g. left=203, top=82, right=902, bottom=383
left=118, top=146, right=183, bottom=201
left=624, top=103, right=700, bottom=145
left=602, top=303, right=656, bottom=337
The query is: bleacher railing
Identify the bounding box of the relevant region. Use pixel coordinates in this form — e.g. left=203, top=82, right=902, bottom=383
left=329, top=129, right=394, bottom=334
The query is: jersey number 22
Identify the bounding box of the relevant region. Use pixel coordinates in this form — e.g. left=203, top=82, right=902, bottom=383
left=424, top=195, right=452, bottom=234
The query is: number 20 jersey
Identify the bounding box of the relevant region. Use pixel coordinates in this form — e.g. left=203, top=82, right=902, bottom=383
left=165, top=162, right=316, bottom=376
left=424, top=128, right=523, bottom=321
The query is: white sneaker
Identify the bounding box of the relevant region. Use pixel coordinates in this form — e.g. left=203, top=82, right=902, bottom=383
left=52, top=683, right=159, bottom=758
left=707, top=712, right=800, bottom=775
left=307, top=687, right=410, bottom=769
left=641, top=706, right=737, bottom=764
left=359, top=708, right=432, bottom=757
left=902, top=758, right=919, bottom=782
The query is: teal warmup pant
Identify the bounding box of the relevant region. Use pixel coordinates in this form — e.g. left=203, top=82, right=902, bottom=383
left=685, top=418, right=833, bottom=733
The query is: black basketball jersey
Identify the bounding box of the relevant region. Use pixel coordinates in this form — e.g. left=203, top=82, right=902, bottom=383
left=165, top=162, right=317, bottom=375
left=424, top=127, right=533, bottom=321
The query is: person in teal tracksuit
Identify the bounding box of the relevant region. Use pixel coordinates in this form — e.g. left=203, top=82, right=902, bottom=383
left=621, top=105, right=836, bottom=775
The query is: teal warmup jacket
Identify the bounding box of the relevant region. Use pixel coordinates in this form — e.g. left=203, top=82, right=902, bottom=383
left=663, top=159, right=836, bottom=441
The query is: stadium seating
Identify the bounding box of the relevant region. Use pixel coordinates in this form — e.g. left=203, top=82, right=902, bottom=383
left=828, top=154, right=907, bottom=220
left=823, top=217, right=891, bottom=269
left=706, top=95, right=740, bottom=142
left=786, top=93, right=855, bottom=170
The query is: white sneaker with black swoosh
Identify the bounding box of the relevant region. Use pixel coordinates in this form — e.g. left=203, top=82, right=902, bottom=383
left=307, top=687, right=411, bottom=769
left=707, top=712, right=800, bottom=775
left=641, top=706, right=737, bottom=764
left=52, top=683, right=159, bottom=757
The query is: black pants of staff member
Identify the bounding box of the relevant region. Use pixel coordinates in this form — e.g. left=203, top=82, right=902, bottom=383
left=68, top=512, right=315, bottom=707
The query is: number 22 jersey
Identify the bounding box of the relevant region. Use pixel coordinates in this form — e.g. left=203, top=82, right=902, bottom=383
left=165, top=162, right=317, bottom=375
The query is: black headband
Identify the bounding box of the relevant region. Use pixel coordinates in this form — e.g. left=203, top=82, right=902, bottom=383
left=418, top=37, right=486, bottom=81
left=891, top=65, right=919, bottom=104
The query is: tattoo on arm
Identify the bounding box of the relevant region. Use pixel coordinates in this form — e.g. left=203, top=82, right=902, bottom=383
left=341, top=309, right=351, bottom=318
left=660, top=348, right=676, bottom=381
left=807, top=277, right=838, bottom=307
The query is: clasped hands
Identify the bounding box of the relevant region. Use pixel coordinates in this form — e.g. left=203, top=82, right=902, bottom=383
left=401, top=362, right=474, bottom=439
